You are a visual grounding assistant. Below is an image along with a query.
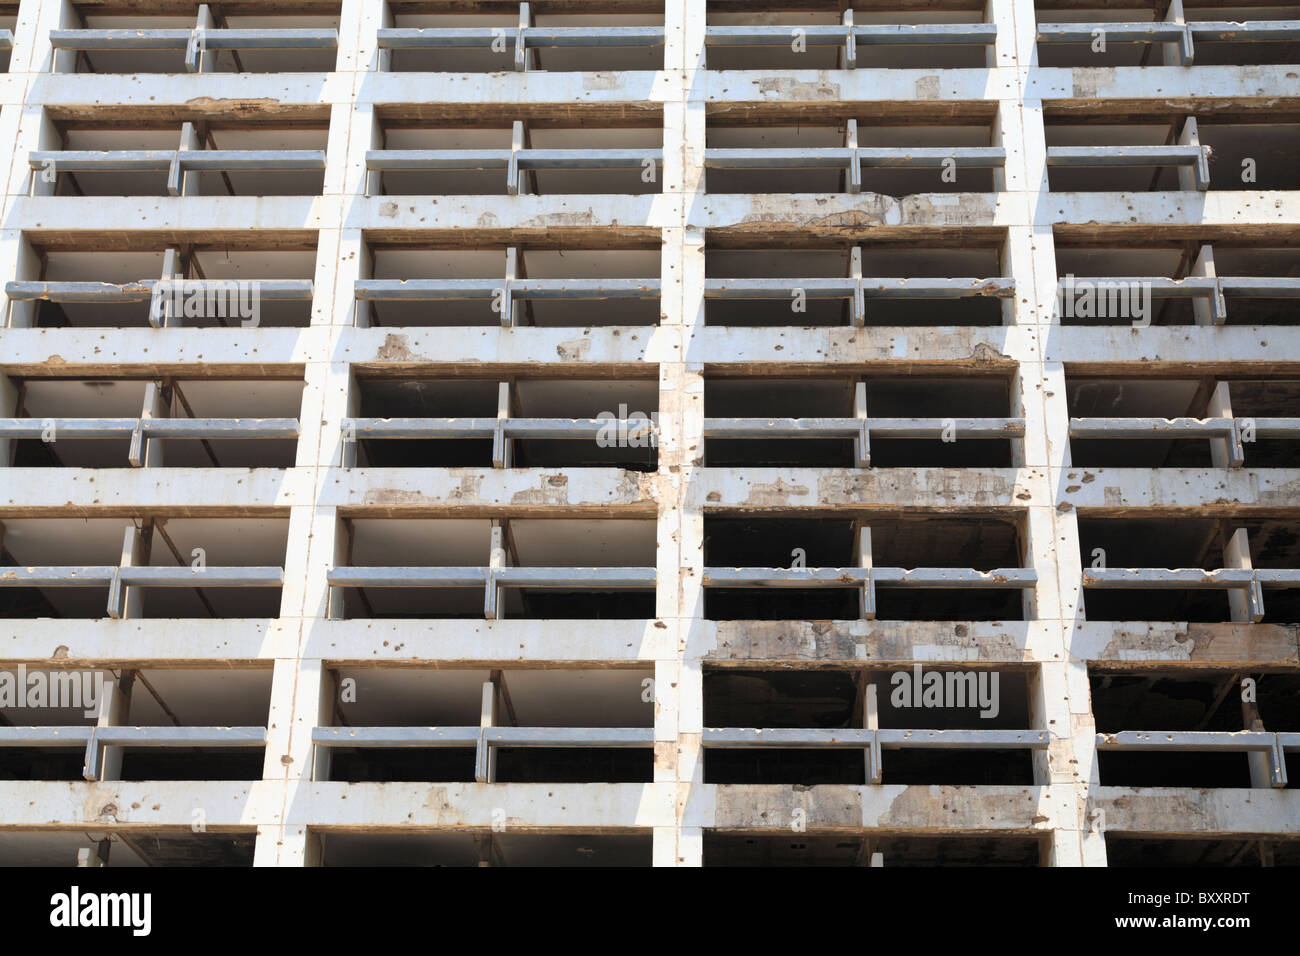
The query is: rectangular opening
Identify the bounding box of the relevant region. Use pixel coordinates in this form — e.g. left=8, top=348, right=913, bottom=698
left=704, top=374, right=1014, bottom=467
left=0, top=831, right=256, bottom=866
left=370, top=121, right=662, bottom=196
left=704, top=514, right=1026, bottom=622
left=0, top=665, right=270, bottom=782
left=704, top=832, right=1044, bottom=866
left=60, top=6, right=340, bottom=73
left=1068, top=376, right=1300, bottom=468
left=706, top=117, right=998, bottom=195
left=39, top=118, right=329, bottom=197
left=0, top=516, right=287, bottom=619
left=705, top=5, right=992, bottom=71
left=353, top=375, right=658, bottom=470
left=318, top=830, right=652, bottom=866
left=384, top=6, right=664, bottom=73
left=12, top=242, right=317, bottom=329
left=1080, top=516, right=1300, bottom=624
left=1054, top=242, right=1300, bottom=327
left=7, top=376, right=303, bottom=468
left=362, top=242, right=661, bottom=327
left=703, top=666, right=1034, bottom=785
left=322, top=666, right=653, bottom=783
left=336, top=516, right=656, bottom=619
left=1092, top=668, right=1300, bottom=789
left=705, top=242, right=1007, bottom=327
left=1105, top=835, right=1300, bottom=866
left=1035, top=4, right=1300, bottom=69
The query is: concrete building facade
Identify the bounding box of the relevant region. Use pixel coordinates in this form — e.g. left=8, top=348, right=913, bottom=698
left=0, top=0, right=1299, bottom=866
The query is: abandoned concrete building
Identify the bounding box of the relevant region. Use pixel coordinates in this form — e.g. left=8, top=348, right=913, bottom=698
left=0, top=0, right=1298, bottom=869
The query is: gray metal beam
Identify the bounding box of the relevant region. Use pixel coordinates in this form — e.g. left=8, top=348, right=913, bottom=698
left=701, top=567, right=1036, bottom=588
left=0, top=727, right=95, bottom=747
left=702, top=417, right=1022, bottom=439
left=704, top=147, right=1005, bottom=170
left=0, top=568, right=118, bottom=587
left=48, top=28, right=336, bottom=51
left=376, top=26, right=665, bottom=49
left=6, top=279, right=312, bottom=302
left=483, top=727, right=654, bottom=747
left=705, top=23, right=996, bottom=47
left=313, top=727, right=480, bottom=747
left=343, top=416, right=653, bottom=441
left=1083, top=568, right=1256, bottom=589
left=0, top=418, right=299, bottom=440
left=1069, top=418, right=1234, bottom=439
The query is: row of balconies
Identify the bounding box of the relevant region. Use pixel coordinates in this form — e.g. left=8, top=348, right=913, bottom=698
left=2, top=1, right=1297, bottom=75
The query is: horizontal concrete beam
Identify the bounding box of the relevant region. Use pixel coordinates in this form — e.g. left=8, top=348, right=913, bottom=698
left=1094, top=786, right=1300, bottom=836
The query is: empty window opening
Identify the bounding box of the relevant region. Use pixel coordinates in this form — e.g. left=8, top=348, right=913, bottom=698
left=1080, top=517, right=1300, bottom=625
left=706, top=118, right=998, bottom=195
left=0, top=831, right=255, bottom=867
left=0, top=666, right=270, bottom=782
left=703, top=515, right=1026, bottom=622
left=9, top=244, right=317, bottom=329
left=384, top=7, right=665, bottom=73
left=703, top=832, right=1044, bottom=866
left=704, top=243, right=1007, bottom=327
left=361, top=243, right=661, bottom=327
left=352, top=375, right=658, bottom=470
left=368, top=121, right=662, bottom=196
left=318, top=830, right=651, bottom=867
left=1068, top=377, right=1300, bottom=468
left=1044, top=117, right=1300, bottom=193
left=321, top=666, right=653, bottom=784
left=1035, top=5, right=1300, bottom=69
left=704, top=6, right=992, bottom=71
left=1054, top=243, right=1300, bottom=327
left=6, top=377, right=303, bottom=468
left=1092, top=670, right=1300, bottom=789
left=703, top=667, right=1034, bottom=785
left=334, top=517, right=656, bottom=620
left=1105, top=835, right=1300, bottom=867
left=57, top=6, right=340, bottom=74
left=0, top=516, right=288, bottom=619
left=704, top=375, right=1014, bottom=467
left=37, top=120, right=329, bottom=197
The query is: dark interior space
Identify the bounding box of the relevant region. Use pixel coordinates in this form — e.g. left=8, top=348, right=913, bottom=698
left=1091, top=670, right=1300, bottom=788
left=117, top=749, right=265, bottom=781
left=354, top=377, right=658, bottom=471
left=704, top=514, right=1024, bottom=622
left=0, top=748, right=85, bottom=781
left=704, top=244, right=1006, bottom=327
left=704, top=667, right=1035, bottom=785
left=704, top=376, right=1014, bottom=467
left=1079, top=516, right=1300, bottom=624
left=704, top=831, right=1043, bottom=866
left=1105, top=835, right=1300, bottom=867
left=1067, top=378, right=1300, bottom=468
left=319, top=830, right=652, bottom=867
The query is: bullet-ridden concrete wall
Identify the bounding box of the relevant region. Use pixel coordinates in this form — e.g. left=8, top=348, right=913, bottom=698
left=0, top=0, right=1298, bottom=867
